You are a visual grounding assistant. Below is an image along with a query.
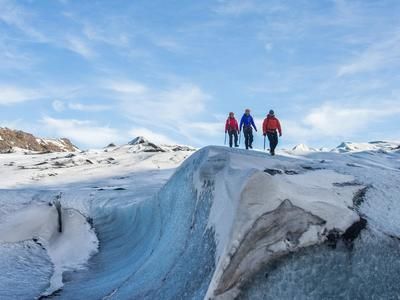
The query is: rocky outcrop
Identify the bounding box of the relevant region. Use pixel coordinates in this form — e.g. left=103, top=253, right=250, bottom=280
left=0, top=127, right=78, bottom=153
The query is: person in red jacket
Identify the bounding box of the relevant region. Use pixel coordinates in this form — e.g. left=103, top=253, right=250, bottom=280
left=262, top=109, right=282, bottom=155
left=225, top=112, right=239, bottom=148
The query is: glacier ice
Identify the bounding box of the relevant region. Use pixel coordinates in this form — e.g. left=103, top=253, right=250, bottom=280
left=0, top=143, right=399, bottom=299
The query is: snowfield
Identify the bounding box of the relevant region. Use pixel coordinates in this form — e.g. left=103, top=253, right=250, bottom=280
left=0, top=138, right=399, bottom=299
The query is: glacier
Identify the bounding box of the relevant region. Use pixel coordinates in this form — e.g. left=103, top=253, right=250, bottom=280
left=0, top=140, right=399, bottom=299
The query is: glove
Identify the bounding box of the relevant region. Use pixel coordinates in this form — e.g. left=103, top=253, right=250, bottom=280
left=279, top=133, right=282, bottom=137
left=225, top=130, right=227, bottom=133
left=255, top=129, right=258, bottom=132
left=263, top=133, right=266, bottom=137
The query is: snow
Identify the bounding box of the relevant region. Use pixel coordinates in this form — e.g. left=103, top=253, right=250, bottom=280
left=0, top=138, right=399, bottom=299
left=202, top=150, right=360, bottom=299
left=291, top=143, right=317, bottom=153
left=0, top=203, right=98, bottom=296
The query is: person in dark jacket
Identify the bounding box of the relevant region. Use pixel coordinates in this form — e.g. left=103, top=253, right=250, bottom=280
left=262, top=109, right=282, bottom=156
left=225, top=112, right=239, bottom=148
left=240, top=108, right=257, bottom=150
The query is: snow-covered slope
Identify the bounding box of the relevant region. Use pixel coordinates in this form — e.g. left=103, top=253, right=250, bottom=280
left=0, top=140, right=399, bottom=299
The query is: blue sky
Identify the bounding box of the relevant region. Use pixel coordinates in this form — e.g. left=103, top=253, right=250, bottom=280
left=0, top=0, right=399, bottom=149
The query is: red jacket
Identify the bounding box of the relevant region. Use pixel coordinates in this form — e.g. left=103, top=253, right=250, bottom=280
left=225, top=117, right=239, bottom=132
left=263, top=115, right=282, bottom=135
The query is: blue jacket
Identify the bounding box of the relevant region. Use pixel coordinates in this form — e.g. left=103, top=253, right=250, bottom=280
left=240, top=114, right=257, bottom=131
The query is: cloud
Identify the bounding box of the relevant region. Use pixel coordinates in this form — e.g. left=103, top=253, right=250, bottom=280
left=103, top=79, right=214, bottom=145
left=65, top=36, right=95, bottom=59
left=82, top=23, right=130, bottom=48
left=282, top=103, right=400, bottom=144
left=0, top=86, right=39, bottom=105
left=52, top=100, right=65, bottom=112
left=214, top=0, right=286, bottom=16
left=41, top=116, right=120, bottom=148
left=68, top=102, right=111, bottom=112
left=214, top=0, right=259, bottom=15
left=337, top=31, right=400, bottom=76
left=0, top=0, right=46, bottom=41
left=52, top=100, right=111, bottom=112
left=106, top=80, right=148, bottom=94
left=106, top=80, right=209, bottom=123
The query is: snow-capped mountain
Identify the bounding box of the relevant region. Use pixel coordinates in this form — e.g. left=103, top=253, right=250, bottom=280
left=0, top=127, right=78, bottom=153
left=0, top=138, right=399, bottom=299
left=332, top=141, right=400, bottom=153
left=291, top=143, right=317, bottom=153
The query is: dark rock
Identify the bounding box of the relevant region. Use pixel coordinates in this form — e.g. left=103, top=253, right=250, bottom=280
left=326, top=229, right=341, bottom=249
left=347, top=163, right=363, bottom=168
left=114, top=187, right=126, bottom=191
left=353, top=186, right=369, bottom=207
left=342, top=217, right=367, bottom=247
left=301, top=165, right=324, bottom=171
left=128, top=136, right=148, bottom=145
left=333, top=181, right=361, bottom=187
left=264, top=168, right=283, bottom=175
left=85, top=159, right=94, bottom=164
left=284, top=170, right=299, bottom=175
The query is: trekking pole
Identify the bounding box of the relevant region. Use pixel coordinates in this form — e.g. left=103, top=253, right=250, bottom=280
left=263, top=135, right=266, bottom=151
left=239, top=131, right=241, bottom=145
left=224, top=132, right=227, bottom=145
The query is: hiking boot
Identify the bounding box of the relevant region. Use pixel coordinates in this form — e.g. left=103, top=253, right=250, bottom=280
left=235, top=144, right=239, bottom=147
left=249, top=145, right=253, bottom=149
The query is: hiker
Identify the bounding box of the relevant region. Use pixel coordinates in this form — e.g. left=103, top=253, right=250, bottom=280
left=225, top=112, right=239, bottom=148
left=262, top=109, right=282, bottom=156
left=240, top=108, right=257, bottom=150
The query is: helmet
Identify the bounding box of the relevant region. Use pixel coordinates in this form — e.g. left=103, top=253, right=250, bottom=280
left=269, top=109, right=275, bottom=115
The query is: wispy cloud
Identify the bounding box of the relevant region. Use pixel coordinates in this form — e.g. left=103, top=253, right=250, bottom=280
left=82, top=22, right=130, bottom=48
left=103, top=79, right=214, bottom=145
left=0, top=85, right=39, bottom=105
left=214, top=0, right=284, bottom=16
left=338, top=30, right=400, bottom=76
left=65, top=35, right=95, bottom=59
left=52, top=100, right=111, bottom=112
left=0, top=0, right=46, bottom=41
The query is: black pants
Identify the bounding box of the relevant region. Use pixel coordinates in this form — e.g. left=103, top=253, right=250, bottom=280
left=267, top=132, right=278, bottom=155
left=243, top=127, right=253, bottom=149
left=228, top=131, right=238, bottom=147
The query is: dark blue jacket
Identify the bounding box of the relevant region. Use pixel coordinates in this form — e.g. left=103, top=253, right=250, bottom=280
left=240, top=114, right=257, bottom=131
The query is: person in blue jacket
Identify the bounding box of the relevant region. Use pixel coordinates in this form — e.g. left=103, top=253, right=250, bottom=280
left=240, top=108, right=257, bottom=149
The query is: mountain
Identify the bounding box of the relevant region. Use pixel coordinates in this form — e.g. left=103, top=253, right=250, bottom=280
left=0, top=141, right=399, bottom=299
left=332, top=141, right=399, bottom=153
left=0, top=127, right=79, bottom=153
left=126, top=136, right=196, bottom=152
left=291, top=143, right=317, bottom=153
